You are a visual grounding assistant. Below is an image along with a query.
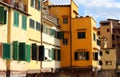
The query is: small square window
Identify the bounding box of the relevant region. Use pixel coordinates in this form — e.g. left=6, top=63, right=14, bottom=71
left=78, top=32, right=86, bottom=39
left=107, top=29, right=110, bottom=32
left=106, top=61, right=112, bottom=65
left=63, top=17, right=68, bottom=24
left=105, top=50, right=109, bottom=54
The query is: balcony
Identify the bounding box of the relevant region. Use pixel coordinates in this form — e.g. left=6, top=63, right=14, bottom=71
left=42, top=9, right=58, bottom=25
left=2, top=0, right=27, bottom=12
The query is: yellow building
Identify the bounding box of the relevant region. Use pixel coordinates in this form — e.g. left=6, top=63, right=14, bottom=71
left=48, top=0, right=101, bottom=77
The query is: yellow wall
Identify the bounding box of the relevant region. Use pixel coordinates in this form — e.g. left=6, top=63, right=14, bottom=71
left=71, top=0, right=78, bottom=18
left=49, top=6, right=71, bottom=67
left=101, top=49, right=116, bottom=69
left=71, top=17, right=93, bottom=66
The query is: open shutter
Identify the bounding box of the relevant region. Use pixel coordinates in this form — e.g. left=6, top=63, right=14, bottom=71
left=38, top=0, right=40, bottom=10
left=0, top=43, right=3, bottom=57
left=95, top=52, right=98, bottom=60
left=19, top=42, right=26, bottom=61
left=57, top=31, right=64, bottom=39
left=74, top=52, right=78, bottom=60
left=86, top=52, right=89, bottom=60
left=32, top=43, right=37, bottom=60
left=3, top=43, right=11, bottom=60
left=39, top=45, right=44, bottom=61
left=4, top=10, right=7, bottom=24
left=13, top=41, right=19, bottom=60
left=57, top=49, right=61, bottom=61
left=0, top=7, right=4, bottom=24
left=50, top=48, right=54, bottom=60
left=26, top=45, right=31, bottom=62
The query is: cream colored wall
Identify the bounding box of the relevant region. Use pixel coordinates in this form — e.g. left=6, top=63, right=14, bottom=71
left=101, top=49, right=116, bottom=69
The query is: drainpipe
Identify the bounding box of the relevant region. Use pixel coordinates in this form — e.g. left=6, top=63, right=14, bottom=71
left=6, top=7, right=12, bottom=77
left=70, top=0, right=72, bottom=67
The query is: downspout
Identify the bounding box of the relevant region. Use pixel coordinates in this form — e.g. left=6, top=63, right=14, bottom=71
left=7, top=7, right=12, bottom=77
left=70, top=0, right=72, bottom=67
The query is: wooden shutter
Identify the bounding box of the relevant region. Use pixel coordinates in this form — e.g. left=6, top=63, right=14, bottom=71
left=0, top=7, right=4, bottom=24
left=57, top=49, right=61, bottom=61
left=50, top=48, right=54, bottom=60
left=3, top=43, right=11, bottom=60
left=74, top=52, right=78, bottom=60
left=86, top=52, right=89, bottom=60
left=32, top=43, right=37, bottom=60
left=4, top=10, right=7, bottom=24
left=14, top=11, right=19, bottom=26
left=57, top=31, right=64, bottom=39
left=26, top=45, right=31, bottom=62
left=13, top=41, right=19, bottom=60
left=22, top=15, right=27, bottom=30
left=95, top=52, right=98, bottom=60
left=19, top=42, right=26, bottom=61
left=39, top=45, right=44, bottom=61
left=31, top=0, right=34, bottom=7
left=0, top=43, right=3, bottom=57
left=38, top=0, right=40, bottom=10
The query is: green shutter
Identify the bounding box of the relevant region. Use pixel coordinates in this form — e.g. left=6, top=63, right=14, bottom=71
left=50, top=48, right=54, bottom=60
left=38, top=0, right=40, bottom=10
left=26, top=45, right=31, bottom=62
left=13, top=41, right=19, bottom=60
left=22, top=15, right=27, bottom=30
left=3, top=43, right=11, bottom=60
left=57, top=49, right=61, bottom=61
left=57, top=31, right=64, bottom=39
left=0, top=7, right=4, bottom=24
left=19, top=42, right=26, bottom=61
left=14, top=11, right=19, bottom=27
left=4, top=10, right=7, bottom=24
left=31, top=0, right=34, bottom=7
left=51, top=29, right=55, bottom=37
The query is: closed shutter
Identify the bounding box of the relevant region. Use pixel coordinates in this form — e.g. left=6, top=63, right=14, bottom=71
left=86, top=52, right=89, bottom=60
left=0, top=7, right=4, bottom=24
left=57, top=31, right=64, bottom=39
left=26, top=45, right=31, bottom=62
left=13, top=41, right=19, bottom=60
left=3, top=43, right=11, bottom=60
left=57, top=49, right=61, bottom=61
left=22, top=15, right=27, bottom=30
left=38, top=0, right=40, bottom=10
left=74, top=52, right=78, bottom=60
left=31, top=0, right=34, bottom=7
left=32, top=43, right=37, bottom=60
left=19, top=42, right=26, bottom=61
left=4, top=10, right=7, bottom=24
left=95, top=52, right=98, bottom=60
left=50, top=48, right=54, bottom=60
left=0, top=43, right=3, bottom=57
left=14, top=11, right=19, bottom=26
left=51, top=29, right=55, bottom=37
left=39, top=45, right=44, bottom=61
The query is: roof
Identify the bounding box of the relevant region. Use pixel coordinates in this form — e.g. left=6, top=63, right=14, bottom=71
left=49, top=5, right=70, bottom=7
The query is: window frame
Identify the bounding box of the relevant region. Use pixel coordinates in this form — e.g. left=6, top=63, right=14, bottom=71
left=77, top=32, right=86, bottom=39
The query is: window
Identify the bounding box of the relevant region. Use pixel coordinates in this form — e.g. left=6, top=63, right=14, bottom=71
left=97, top=39, right=100, bottom=46
left=63, top=38, right=68, bottom=45
left=112, top=34, right=115, bottom=40
left=93, top=33, right=96, bottom=41
left=29, top=19, right=35, bottom=29
left=22, top=15, right=27, bottom=30
left=97, top=31, right=100, bottom=35
left=105, top=50, right=109, bottom=54
left=75, top=52, right=89, bottom=60
left=14, top=11, right=19, bottom=26
left=107, top=29, right=110, bottom=32
left=50, top=49, right=61, bottom=61
left=32, top=43, right=37, bottom=60
left=57, top=31, right=64, bottom=39
left=93, top=52, right=98, bottom=61
left=112, top=44, right=115, bottom=48
left=31, top=0, right=40, bottom=10
left=0, top=6, right=7, bottom=24
left=106, top=61, right=112, bottom=65
left=78, top=32, right=86, bottom=39
left=63, top=17, right=68, bottom=24
left=50, top=29, right=55, bottom=37
left=36, top=21, right=41, bottom=31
